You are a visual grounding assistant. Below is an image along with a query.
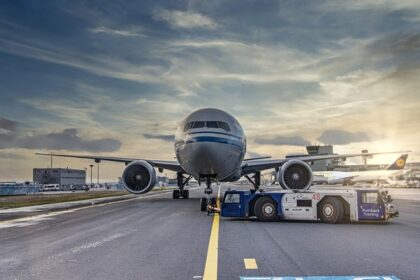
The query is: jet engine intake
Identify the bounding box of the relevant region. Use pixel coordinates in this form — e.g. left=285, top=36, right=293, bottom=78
left=122, top=160, right=156, bottom=194
left=278, top=160, right=313, bottom=190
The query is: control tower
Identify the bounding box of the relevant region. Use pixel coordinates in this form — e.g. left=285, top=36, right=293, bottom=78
left=306, top=145, right=342, bottom=171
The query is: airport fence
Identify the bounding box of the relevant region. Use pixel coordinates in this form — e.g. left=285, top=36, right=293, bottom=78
left=0, top=183, right=41, bottom=196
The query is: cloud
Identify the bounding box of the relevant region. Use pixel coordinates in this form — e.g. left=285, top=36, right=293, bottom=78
left=153, top=9, right=217, bottom=29
left=0, top=118, right=18, bottom=132
left=317, top=129, right=383, bottom=145
left=88, top=26, right=145, bottom=37
left=254, top=136, right=311, bottom=146
left=1, top=1, right=420, bottom=179
left=0, top=151, right=27, bottom=160
left=0, top=128, right=121, bottom=152
left=143, top=133, right=175, bottom=142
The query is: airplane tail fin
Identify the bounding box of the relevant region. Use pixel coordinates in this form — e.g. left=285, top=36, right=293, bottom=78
left=386, top=154, right=408, bottom=170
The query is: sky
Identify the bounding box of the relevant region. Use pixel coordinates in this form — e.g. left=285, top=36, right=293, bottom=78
left=0, top=0, right=420, bottom=181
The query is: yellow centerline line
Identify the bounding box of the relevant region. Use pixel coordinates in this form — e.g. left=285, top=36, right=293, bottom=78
left=203, top=185, right=221, bottom=280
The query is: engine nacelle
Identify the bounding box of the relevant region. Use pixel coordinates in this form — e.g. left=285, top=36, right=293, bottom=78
left=122, top=160, right=156, bottom=194
left=277, top=160, right=313, bottom=190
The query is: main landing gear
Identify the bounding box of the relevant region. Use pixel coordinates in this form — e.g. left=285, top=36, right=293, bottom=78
left=245, top=171, right=261, bottom=193
left=173, top=172, right=192, bottom=199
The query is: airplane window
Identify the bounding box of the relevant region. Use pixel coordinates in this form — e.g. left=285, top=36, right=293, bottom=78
left=183, top=122, right=194, bottom=131
left=192, top=121, right=205, bottom=128
left=217, top=121, right=231, bottom=131
left=206, top=121, right=219, bottom=128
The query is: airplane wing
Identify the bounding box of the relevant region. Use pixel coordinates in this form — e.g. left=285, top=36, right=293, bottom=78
left=35, top=153, right=184, bottom=173
left=240, top=151, right=410, bottom=175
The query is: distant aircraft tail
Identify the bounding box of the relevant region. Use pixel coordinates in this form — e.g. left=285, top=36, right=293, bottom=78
left=386, top=154, right=408, bottom=170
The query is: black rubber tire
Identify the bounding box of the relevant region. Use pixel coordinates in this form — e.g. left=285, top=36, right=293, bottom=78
left=319, top=197, right=344, bottom=224
left=173, top=189, right=180, bottom=199
left=211, top=197, right=217, bottom=206
left=254, top=196, right=278, bottom=222
left=182, top=190, right=189, bottom=199
left=200, top=198, right=207, bottom=212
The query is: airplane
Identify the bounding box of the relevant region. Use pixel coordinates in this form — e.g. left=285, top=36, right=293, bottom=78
left=36, top=108, right=408, bottom=211
left=312, top=154, right=409, bottom=185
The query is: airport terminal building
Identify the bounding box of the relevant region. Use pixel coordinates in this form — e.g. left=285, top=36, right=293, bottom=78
left=33, top=168, right=86, bottom=186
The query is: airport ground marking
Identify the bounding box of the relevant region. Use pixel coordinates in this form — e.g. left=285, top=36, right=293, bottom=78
left=203, top=185, right=221, bottom=280
left=244, top=258, right=258, bottom=270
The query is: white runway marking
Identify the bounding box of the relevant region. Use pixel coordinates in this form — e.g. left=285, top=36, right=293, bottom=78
left=70, top=229, right=136, bottom=254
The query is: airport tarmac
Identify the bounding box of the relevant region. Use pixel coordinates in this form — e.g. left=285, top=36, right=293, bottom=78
left=0, top=185, right=419, bottom=280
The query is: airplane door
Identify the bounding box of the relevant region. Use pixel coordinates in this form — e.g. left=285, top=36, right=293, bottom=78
left=357, top=190, right=385, bottom=220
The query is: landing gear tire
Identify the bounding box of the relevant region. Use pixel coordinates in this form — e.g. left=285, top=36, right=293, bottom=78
left=211, top=197, right=217, bottom=206
left=173, top=189, right=180, bottom=199
left=254, top=196, right=278, bottom=222
left=182, top=189, right=189, bottom=199
left=200, top=198, right=207, bottom=212
left=319, top=197, right=344, bottom=224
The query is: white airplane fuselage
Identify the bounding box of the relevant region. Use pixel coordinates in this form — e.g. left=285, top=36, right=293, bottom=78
left=314, top=169, right=406, bottom=184
left=174, top=108, right=246, bottom=181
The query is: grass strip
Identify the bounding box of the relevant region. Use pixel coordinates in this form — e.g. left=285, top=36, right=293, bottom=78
left=0, top=191, right=129, bottom=209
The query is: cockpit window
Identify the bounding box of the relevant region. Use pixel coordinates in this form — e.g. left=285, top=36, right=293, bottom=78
left=206, top=121, right=219, bottom=128
left=184, top=122, right=194, bottom=131
left=192, top=121, right=205, bottom=128
left=217, top=121, right=231, bottom=131
left=184, top=121, right=230, bottom=131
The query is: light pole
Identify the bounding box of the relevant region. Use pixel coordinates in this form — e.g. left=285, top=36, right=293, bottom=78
left=96, top=161, right=100, bottom=186
left=89, top=164, right=94, bottom=187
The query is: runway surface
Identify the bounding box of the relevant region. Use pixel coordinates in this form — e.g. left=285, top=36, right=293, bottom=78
left=0, top=185, right=419, bottom=280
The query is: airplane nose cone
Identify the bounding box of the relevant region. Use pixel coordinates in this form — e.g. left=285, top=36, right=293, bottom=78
left=191, top=144, right=219, bottom=174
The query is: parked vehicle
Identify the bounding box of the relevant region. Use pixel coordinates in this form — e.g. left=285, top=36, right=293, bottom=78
left=220, top=187, right=398, bottom=223
left=42, top=184, right=60, bottom=192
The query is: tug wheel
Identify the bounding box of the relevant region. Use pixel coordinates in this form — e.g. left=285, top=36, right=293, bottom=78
left=319, top=197, right=344, bottom=224
left=254, top=196, right=277, bottom=222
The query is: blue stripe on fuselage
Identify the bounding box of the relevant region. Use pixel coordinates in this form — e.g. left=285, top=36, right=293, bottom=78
left=186, top=130, right=242, bottom=139
left=175, top=136, right=244, bottom=149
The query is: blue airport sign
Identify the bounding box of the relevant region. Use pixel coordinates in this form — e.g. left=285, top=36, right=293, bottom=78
left=240, top=276, right=400, bottom=280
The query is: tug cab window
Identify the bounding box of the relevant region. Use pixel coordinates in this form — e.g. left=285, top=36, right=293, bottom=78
left=361, top=192, right=379, bottom=204
left=224, top=193, right=240, bottom=203
left=217, top=121, right=231, bottom=131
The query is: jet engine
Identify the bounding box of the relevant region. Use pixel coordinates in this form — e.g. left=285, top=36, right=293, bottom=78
left=277, top=160, right=313, bottom=190
left=122, top=160, right=156, bottom=194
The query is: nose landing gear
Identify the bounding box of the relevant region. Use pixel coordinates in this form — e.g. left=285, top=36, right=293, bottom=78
left=200, top=176, right=218, bottom=215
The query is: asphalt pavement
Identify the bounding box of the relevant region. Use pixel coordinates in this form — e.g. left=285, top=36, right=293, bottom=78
left=0, top=185, right=419, bottom=280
